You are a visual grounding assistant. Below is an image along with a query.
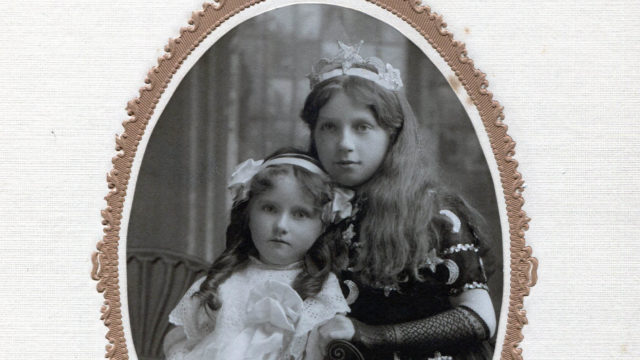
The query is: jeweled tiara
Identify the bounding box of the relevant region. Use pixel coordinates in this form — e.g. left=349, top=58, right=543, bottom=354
left=308, top=41, right=404, bottom=91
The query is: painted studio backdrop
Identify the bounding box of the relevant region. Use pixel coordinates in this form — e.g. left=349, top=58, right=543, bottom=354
left=125, top=5, right=502, bottom=359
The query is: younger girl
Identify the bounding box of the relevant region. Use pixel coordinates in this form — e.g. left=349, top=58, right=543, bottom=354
left=302, top=42, right=497, bottom=360
left=163, top=151, right=352, bottom=360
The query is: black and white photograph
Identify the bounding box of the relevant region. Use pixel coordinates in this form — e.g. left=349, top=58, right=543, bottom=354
left=124, top=4, right=503, bottom=360
left=7, top=0, right=640, bottom=359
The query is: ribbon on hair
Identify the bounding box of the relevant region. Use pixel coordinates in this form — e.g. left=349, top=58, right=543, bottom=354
left=227, top=158, right=264, bottom=203
left=227, top=157, right=355, bottom=224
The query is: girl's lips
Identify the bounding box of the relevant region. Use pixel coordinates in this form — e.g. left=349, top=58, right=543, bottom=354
left=335, top=161, right=360, bottom=170
left=269, top=238, right=290, bottom=246
left=336, top=160, right=360, bottom=165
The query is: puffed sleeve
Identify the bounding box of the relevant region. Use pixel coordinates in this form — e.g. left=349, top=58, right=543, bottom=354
left=163, top=277, right=217, bottom=360
left=432, top=208, right=489, bottom=295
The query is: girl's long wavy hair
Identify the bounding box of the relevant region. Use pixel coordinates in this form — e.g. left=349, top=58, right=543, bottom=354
left=301, top=75, right=491, bottom=287
left=194, top=151, right=338, bottom=314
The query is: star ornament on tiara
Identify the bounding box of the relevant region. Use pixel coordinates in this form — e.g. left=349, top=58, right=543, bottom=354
left=335, top=40, right=365, bottom=69
left=307, top=41, right=404, bottom=91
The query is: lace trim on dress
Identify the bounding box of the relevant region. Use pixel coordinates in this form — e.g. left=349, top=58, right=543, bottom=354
left=165, top=277, right=217, bottom=358
left=165, top=262, right=349, bottom=360
left=164, top=262, right=306, bottom=360
left=442, top=243, right=479, bottom=254
left=449, top=281, right=489, bottom=295
left=287, top=273, right=350, bottom=360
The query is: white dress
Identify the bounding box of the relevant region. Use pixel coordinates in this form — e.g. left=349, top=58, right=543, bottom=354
left=163, top=257, right=349, bottom=360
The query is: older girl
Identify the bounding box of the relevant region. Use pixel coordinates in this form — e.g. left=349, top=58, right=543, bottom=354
left=301, top=42, right=496, bottom=360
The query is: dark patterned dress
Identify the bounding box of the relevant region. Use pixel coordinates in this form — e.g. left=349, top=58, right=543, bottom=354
left=337, top=197, right=494, bottom=360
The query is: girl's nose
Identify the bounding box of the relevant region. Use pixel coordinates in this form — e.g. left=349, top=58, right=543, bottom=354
left=338, top=130, right=355, bottom=152
left=274, top=214, right=289, bottom=235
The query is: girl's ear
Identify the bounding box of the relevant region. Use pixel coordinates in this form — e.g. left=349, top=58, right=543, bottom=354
left=387, top=119, right=401, bottom=144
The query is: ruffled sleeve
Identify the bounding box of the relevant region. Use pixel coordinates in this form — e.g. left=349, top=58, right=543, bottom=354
left=163, top=277, right=216, bottom=360
left=288, top=273, right=351, bottom=360
left=433, top=209, right=489, bottom=296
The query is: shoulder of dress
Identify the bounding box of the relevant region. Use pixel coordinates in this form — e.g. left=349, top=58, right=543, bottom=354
left=315, top=273, right=344, bottom=298
left=168, top=276, right=212, bottom=329
left=324, top=271, right=339, bottom=283
left=312, top=273, right=348, bottom=302
left=185, top=276, right=207, bottom=296
left=433, top=206, right=480, bottom=249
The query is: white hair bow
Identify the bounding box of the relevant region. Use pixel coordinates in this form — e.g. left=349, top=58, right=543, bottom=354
left=227, top=158, right=264, bottom=203
left=227, top=158, right=355, bottom=223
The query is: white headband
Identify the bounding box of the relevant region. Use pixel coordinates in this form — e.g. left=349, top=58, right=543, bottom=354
left=227, top=154, right=354, bottom=223
left=262, top=156, right=328, bottom=180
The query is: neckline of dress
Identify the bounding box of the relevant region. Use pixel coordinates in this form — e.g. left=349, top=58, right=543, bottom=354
left=248, top=256, right=303, bottom=270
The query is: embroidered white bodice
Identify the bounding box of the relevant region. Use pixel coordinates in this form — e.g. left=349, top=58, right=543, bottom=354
left=163, top=257, right=349, bottom=360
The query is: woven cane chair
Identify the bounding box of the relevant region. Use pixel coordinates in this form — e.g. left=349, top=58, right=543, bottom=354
left=127, top=248, right=210, bottom=360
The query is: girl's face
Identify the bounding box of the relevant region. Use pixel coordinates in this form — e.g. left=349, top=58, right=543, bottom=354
left=314, top=91, right=390, bottom=187
left=248, top=173, right=323, bottom=266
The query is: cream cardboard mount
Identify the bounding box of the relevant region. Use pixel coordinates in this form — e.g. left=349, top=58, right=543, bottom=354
left=90, top=0, right=537, bottom=359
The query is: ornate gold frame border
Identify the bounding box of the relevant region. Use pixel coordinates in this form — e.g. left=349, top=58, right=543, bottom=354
left=91, top=0, right=538, bottom=359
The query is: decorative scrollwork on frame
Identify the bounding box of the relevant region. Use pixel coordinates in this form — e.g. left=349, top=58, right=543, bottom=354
left=91, top=1, right=536, bottom=359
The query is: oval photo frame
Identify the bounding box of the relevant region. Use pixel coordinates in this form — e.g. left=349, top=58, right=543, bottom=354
left=91, top=1, right=537, bottom=359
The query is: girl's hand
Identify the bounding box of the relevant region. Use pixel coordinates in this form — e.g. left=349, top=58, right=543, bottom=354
left=317, top=314, right=356, bottom=353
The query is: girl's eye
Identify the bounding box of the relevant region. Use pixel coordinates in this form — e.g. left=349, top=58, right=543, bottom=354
left=292, top=210, right=310, bottom=219
left=262, top=204, right=277, bottom=213
left=355, top=123, right=372, bottom=132
left=318, top=122, right=336, bottom=132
